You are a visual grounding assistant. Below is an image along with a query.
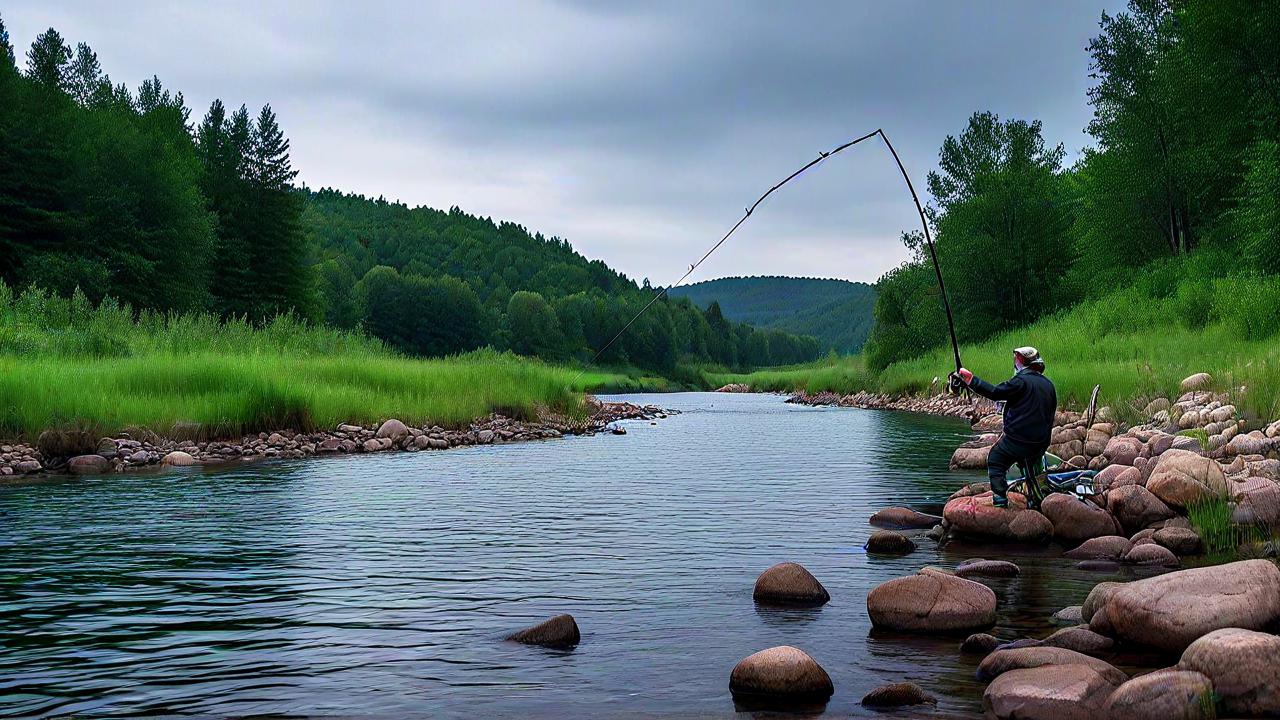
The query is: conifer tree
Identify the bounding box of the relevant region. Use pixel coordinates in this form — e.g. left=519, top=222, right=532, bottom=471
left=25, top=28, right=70, bottom=91
left=66, top=42, right=103, bottom=106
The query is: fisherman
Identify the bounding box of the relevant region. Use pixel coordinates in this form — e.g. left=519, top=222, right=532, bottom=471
left=951, top=347, right=1056, bottom=508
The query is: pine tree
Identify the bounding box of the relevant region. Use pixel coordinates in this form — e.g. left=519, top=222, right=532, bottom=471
left=25, top=28, right=71, bottom=92
left=66, top=42, right=104, bottom=106
left=0, top=14, right=14, bottom=69
left=247, top=104, right=314, bottom=321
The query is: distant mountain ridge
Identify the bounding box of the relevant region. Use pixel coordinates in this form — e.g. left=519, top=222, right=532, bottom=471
left=669, top=276, right=876, bottom=354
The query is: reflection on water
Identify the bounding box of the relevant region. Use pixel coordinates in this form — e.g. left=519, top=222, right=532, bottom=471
left=1, top=393, right=1123, bottom=717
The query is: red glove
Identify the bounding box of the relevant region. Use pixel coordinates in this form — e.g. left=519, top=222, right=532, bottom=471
left=957, top=368, right=974, bottom=384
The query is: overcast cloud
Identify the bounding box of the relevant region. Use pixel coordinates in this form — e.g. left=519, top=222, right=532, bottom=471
left=7, top=1, right=1124, bottom=285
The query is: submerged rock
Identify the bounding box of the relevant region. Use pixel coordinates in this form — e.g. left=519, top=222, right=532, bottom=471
left=983, top=663, right=1123, bottom=720
left=1088, top=559, right=1280, bottom=651
left=869, top=507, right=941, bottom=529
left=1039, top=625, right=1115, bottom=656
left=753, top=562, right=829, bottom=607
left=961, top=632, right=1002, bottom=655
left=977, top=646, right=1126, bottom=685
left=955, top=559, right=1020, bottom=578
left=1103, top=670, right=1214, bottom=720
left=867, top=569, right=996, bottom=632
left=1064, top=536, right=1132, bottom=561
left=942, top=491, right=1053, bottom=543
left=507, top=614, right=580, bottom=648
left=1051, top=606, right=1084, bottom=625
left=863, top=530, right=916, bottom=554
left=861, top=681, right=934, bottom=708
left=729, top=646, right=833, bottom=700
left=1178, top=628, right=1280, bottom=717
left=1123, top=543, right=1180, bottom=567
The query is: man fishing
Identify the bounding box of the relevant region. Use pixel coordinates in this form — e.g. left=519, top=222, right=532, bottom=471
left=951, top=347, right=1056, bottom=508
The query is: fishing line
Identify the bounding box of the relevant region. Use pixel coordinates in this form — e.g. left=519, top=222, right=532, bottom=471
left=573, top=128, right=963, bottom=385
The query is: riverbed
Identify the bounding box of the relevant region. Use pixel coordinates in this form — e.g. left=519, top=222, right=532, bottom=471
left=0, top=392, right=1138, bottom=717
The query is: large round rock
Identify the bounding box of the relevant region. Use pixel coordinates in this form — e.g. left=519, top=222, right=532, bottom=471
left=863, top=530, right=915, bottom=555
left=1041, top=493, right=1118, bottom=541
left=1064, top=536, right=1132, bottom=561
left=977, top=646, right=1127, bottom=685
left=753, top=562, right=829, bottom=607
left=1106, top=485, right=1176, bottom=533
left=1178, top=628, right=1280, bottom=716
left=867, top=569, right=996, bottom=632
left=869, top=507, right=941, bottom=529
left=729, top=646, right=833, bottom=701
left=860, top=682, right=933, bottom=708
left=1145, top=449, right=1228, bottom=510
left=1087, top=559, right=1280, bottom=651
left=507, top=614, right=580, bottom=648
left=942, top=491, right=1053, bottom=543
left=1103, top=669, right=1215, bottom=720
left=983, top=663, right=1123, bottom=720
left=1039, top=625, right=1114, bottom=656
left=67, top=454, right=111, bottom=475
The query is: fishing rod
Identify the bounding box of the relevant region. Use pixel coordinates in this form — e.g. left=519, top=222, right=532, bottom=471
left=576, top=128, right=963, bottom=383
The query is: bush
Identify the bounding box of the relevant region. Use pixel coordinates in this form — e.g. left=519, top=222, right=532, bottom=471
left=1212, top=276, right=1280, bottom=340
left=1173, top=278, right=1216, bottom=329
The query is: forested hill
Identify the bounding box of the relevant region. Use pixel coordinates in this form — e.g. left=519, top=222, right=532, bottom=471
left=670, top=277, right=876, bottom=354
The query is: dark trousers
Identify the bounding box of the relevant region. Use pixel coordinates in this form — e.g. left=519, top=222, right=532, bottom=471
left=987, top=437, right=1047, bottom=497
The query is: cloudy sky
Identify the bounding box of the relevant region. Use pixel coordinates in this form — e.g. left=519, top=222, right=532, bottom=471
left=8, top=1, right=1123, bottom=285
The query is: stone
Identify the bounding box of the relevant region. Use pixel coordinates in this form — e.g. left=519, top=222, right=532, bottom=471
left=1170, top=434, right=1203, bottom=453
left=1040, top=625, right=1115, bottom=656
left=861, top=682, right=934, bottom=708
left=950, top=443, right=991, bottom=469
left=413, top=435, right=432, bottom=449
left=1180, top=373, right=1213, bottom=391
left=507, top=614, right=580, bottom=648
left=1231, top=477, right=1280, bottom=526
left=867, top=569, right=996, bottom=632
left=868, top=506, right=941, bottom=529
left=1103, top=670, right=1215, bottom=720
left=1076, top=560, right=1121, bottom=571
left=1088, top=560, right=1280, bottom=651
left=753, top=562, right=829, bottom=607
left=477, top=429, right=495, bottom=443
left=978, top=646, right=1127, bottom=685
left=961, top=632, right=1002, bottom=655
left=1104, top=436, right=1144, bottom=466
left=1123, top=543, right=1179, bottom=567
left=1146, top=449, right=1228, bottom=509
left=1144, top=397, right=1172, bottom=416
left=1040, top=493, right=1118, bottom=541
left=67, top=454, right=111, bottom=475
left=942, top=491, right=1054, bottom=543
left=1081, top=581, right=1123, bottom=625
left=863, top=530, right=915, bottom=554
left=1051, top=606, right=1084, bottom=624
left=955, top=559, right=1020, bottom=578
left=1095, top=464, right=1142, bottom=492
left=361, top=438, right=381, bottom=452
left=266, top=432, right=286, bottom=446
left=1178, top=628, right=1280, bottom=716
left=1152, top=527, right=1202, bottom=555
left=160, top=451, right=196, bottom=467
left=1106, top=485, right=1176, bottom=533
left=729, top=646, right=833, bottom=701
left=983, top=665, right=1123, bottom=720
left=375, top=418, right=410, bottom=441
left=127, top=450, right=149, bottom=463
left=1065, top=536, right=1132, bottom=561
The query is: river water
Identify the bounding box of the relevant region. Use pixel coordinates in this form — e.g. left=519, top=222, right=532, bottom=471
left=1, top=393, right=1136, bottom=717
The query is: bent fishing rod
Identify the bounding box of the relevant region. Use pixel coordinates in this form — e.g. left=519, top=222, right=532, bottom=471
left=575, top=128, right=963, bottom=384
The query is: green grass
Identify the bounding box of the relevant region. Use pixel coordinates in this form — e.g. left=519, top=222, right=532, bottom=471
left=0, top=284, right=658, bottom=440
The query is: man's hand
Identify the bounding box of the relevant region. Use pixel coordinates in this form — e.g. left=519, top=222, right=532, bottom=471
left=957, top=368, right=974, bottom=384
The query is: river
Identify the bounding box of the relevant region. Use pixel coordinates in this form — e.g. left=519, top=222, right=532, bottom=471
left=1, top=392, right=1127, bottom=717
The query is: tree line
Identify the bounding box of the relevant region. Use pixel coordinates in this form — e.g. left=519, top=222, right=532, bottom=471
left=0, top=16, right=823, bottom=373
left=866, top=0, right=1280, bottom=370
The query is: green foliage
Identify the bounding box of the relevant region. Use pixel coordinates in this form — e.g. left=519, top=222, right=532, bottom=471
left=1231, top=140, right=1280, bottom=275
left=506, top=290, right=566, bottom=359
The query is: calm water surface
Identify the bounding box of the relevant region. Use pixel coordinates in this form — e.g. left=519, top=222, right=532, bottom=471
left=1, top=393, right=1132, bottom=717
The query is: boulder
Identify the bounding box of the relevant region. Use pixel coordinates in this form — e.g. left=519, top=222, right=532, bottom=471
left=1087, top=560, right=1280, bottom=651
left=1106, top=485, right=1176, bottom=533
left=67, top=454, right=111, bottom=475
left=1076, top=559, right=1122, bottom=572
left=1104, top=436, right=1145, bottom=466
left=1040, top=493, right=1118, bottom=541
left=860, top=682, right=934, bottom=708
left=14, top=459, right=42, bottom=473
left=983, top=663, right=1123, bottom=720
left=1051, top=606, right=1084, bottom=625
left=977, top=646, right=1125, bottom=684
left=1123, top=543, right=1179, bottom=567
left=1095, top=464, right=1142, bottom=493
left=1170, top=434, right=1203, bottom=453
left=507, top=614, right=580, bottom=648
left=1146, top=449, right=1228, bottom=509
left=863, top=530, right=915, bottom=555
left=1064, top=536, right=1132, bottom=561
left=1039, top=625, right=1115, bottom=656
left=869, top=506, right=941, bottom=529
left=974, top=413, right=1004, bottom=432
left=1152, top=527, right=1202, bottom=555
left=942, top=491, right=1053, bottom=543
left=1180, top=373, right=1213, bottom=391
left=961, top=632, right=1002, bottom=655
left=1178, top=627, right=1280, bottom=717
left=866, top=569, right=997, bottom=632
left=1103, top=670, right=1215, bottom=720
left=753, top=562, right=829, bottom=607
left=1144, top=397, right=1172, bottom=416
left=160, top=450, right=196, bottom=467
left=1081, top=582, right=1124, bottom=626
left=950, top=444, right=991, bottom=470
left=1231, top=477, right=1280, bottom=526
left=375, top=418, right=410, bottom=441
left=1148, top=433, right=1177, bottom=457
left=955, top=559, right=1020, bottom=578
left=729, top=646, right=833, bottom=700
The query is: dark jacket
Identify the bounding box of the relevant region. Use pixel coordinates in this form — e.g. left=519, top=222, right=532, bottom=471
left=969, top=369, right=1057, bottom=448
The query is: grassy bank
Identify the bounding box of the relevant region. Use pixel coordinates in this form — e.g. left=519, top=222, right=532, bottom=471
left=0, top=286, right=658, bottom=440
left=713, top=275, right=1280, bottom=424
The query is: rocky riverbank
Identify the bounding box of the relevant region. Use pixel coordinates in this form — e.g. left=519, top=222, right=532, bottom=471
left=0, top=398, right=666, bottom=478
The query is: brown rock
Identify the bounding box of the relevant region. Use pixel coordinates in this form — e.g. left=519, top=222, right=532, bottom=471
left=1123, top=543, right=1179, bottom=567
left=1088, top=560, right=1280, bottom=651
left=507, top=614, right=580, bottom=648
left=753, top=562, right=829, bottom=607
left=1040, top=625, right=1115, bottom=656
left=1095, top=464, right=1142, bottom=492
left=955, top=559, right=1020, bottom=578
left=1146, top=449, right=1228, bottom=510
left=1064, top=536, right=1132, bottom=560
left=869, top=506, right=941, bottom=529
left=942, top=491, right=1053, bottom=543
left=950, top=443, right=991, bottom=469
left=867, top=569, right=997, bottom=632
left=861, top=681, right=934, bottom=708
left=1180, top=372, right=1213, bottom=391
left=983, top=664, right=1123, bottom=720
left=1104, top=436, right=1144, bottom=466
left=863, top=530, right=915, bottom=555
left=1051, top=606, right=1084, bottom=624
left=375, top=418, right=410, bottom=441
left=1104, top=669, right=1215, bottom=720
left=729, top=646, right=833, bottom=700
left=1177, top=627, right=1280, bottom=716
left=1231, top=477, right=1280, bottom=526
left=1152, top=527, right=1202, bottom=555
left=160, top=451, right=196, bottom=467
left=1040, top=493, right=1118, bottom=541
left=1106, top=485, right=1176, bottom=533
left=978, top=645, right=1127, bottom=685
left=67, top=454, right=111, bottom=475
left=961, top=632, right=1002, bottom=655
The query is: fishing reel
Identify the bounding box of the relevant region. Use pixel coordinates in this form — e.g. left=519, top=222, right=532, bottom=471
left=946, top=372, right=967, bottom=396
